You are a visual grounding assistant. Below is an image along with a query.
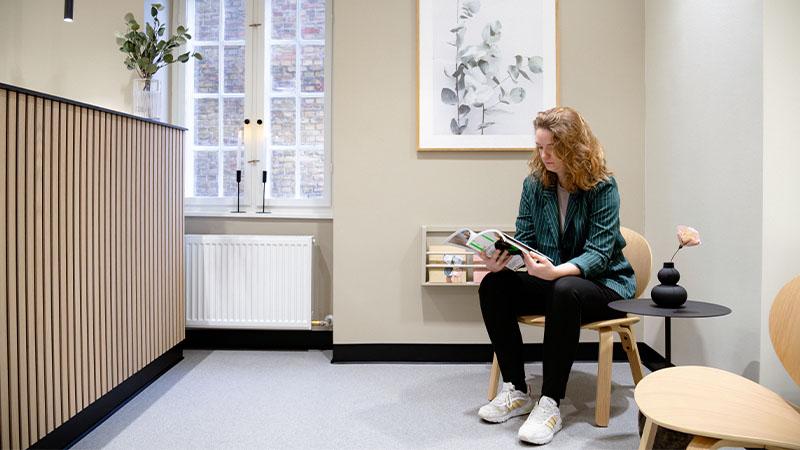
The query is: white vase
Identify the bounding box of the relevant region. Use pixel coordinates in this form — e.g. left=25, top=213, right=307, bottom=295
left=133, top=78, right=161, bottom=120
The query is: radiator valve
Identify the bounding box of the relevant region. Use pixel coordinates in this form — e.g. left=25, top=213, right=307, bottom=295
left=311, top=314, right=333, bottom=328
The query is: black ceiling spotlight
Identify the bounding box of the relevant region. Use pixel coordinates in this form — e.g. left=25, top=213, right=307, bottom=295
left=64, top=0, right=74, bottom=22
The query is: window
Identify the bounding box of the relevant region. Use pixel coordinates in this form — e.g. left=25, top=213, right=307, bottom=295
left=180, top=0, right=330, bottom=212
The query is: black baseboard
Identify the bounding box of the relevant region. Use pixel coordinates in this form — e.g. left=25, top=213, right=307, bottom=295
left=182, top=328, right=667, bottom=370
left=30, top=345, right=183, bottom=450
left=332, top=342, right=665, bottom=368
left=182, top=328, right=333, bottom=350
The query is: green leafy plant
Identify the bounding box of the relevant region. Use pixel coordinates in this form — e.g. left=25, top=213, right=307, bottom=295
left=116, top=3, right=201, bottom=83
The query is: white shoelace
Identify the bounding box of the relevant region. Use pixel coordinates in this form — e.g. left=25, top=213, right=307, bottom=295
left=490, top=383, right=519, bottom=409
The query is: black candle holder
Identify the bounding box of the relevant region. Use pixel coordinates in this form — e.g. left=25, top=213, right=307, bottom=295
left=256, top=170, right=270, bottom=214
left=231, top=169, right=245, bottom=213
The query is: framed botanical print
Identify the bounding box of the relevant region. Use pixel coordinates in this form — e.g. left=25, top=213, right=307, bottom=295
left=417, top=0, right=558, bottom=151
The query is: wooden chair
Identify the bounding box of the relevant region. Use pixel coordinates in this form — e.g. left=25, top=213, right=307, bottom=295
left=636, top=275, right=800, bottom=450
left=486, top=226, right=653, bottom=427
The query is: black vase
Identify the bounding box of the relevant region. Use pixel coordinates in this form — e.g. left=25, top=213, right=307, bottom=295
left=650, top=262, right=688, bottom=308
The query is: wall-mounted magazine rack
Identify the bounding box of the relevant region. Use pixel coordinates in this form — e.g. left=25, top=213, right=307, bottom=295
left=420, top=225, right=515, bottom=286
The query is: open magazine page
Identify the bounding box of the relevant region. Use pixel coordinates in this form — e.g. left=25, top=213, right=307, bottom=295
left=443, top=228, right=475, bottom=251
left=468, top=229, right=503, bottom=253
left=497, top=232, right=553, bottom=262
left=442, top=227, right=551, bottom=272
left=466, top=230, right=527, bottom=271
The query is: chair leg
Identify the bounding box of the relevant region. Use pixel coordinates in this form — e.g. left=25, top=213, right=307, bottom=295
left=595, top=327, right=613, bottom=427
left=638, top=416, right=658, bottom=450
left=618, top=325, right=644, bottom=384
left=687, top=436, right=756, bottom=450
left=686, top=436, right=723, bottom=450
left=488, top=353, right=500, bottom=401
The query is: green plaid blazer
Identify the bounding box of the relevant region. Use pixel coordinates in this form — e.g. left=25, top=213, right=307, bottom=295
left=514, top=175, right=636, bottom=299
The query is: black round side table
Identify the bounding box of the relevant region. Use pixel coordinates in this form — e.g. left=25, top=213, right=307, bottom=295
left=608, top=299, right=731, bottom=366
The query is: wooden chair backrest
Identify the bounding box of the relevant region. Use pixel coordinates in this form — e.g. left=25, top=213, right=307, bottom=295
left=769, top=274, right=800, bottom=387
left=620, top=227, right=652, bottom=299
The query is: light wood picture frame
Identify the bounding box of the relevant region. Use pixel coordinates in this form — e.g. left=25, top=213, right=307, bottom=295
left=417, top=0, right=558, bottom=152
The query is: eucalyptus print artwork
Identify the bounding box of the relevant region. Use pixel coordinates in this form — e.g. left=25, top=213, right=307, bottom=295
left=441, top=0, right=543, bottom=135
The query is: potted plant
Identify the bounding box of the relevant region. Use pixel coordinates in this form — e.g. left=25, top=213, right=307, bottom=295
left=116, top=3, right=201, bottom=120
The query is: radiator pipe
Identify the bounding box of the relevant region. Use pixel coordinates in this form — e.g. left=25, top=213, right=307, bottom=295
left=311, top=314, right=333, bottom=329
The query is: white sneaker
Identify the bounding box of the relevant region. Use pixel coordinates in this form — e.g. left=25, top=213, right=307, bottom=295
left=478, top=382, right=534, bottom=423
left=518, top=395, right=562, bottom=444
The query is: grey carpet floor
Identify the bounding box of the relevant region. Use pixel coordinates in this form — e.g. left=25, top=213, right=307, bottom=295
left=73, top=350, right=646, bottom=449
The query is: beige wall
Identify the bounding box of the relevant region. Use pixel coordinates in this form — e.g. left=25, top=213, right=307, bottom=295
left=0, top=0, right=142, bottom=113
left=185, top=218, right=334, bottom=321
left=0, top=1, right=17, bottom=83
left=761, top=0, right=800, bottom=402
left=332, top=0, right=645, bottom=344
left=644, top=0, right=763, bottom=377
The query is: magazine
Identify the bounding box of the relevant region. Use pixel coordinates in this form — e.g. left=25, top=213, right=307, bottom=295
left=443, top=228, right=552, bottom=271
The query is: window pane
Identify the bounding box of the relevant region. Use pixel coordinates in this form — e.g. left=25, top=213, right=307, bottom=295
left=300, top=0, right=325, bottom=40
left=223, top=45, right=245, bottom=93
left=300, top=98, right=324, bottom=145
left=224, top=0, right=246, bottom=40
left=195, top=0, right=220, bottom=41
left=223, top=97, right=244, bottom=146
left=194, top=98, right=219, bottom=146
left=271, top=45, right=296, bottom=92
left=271, top=0, right=297, bottom=39
left=194, top=151, right=219, bottom=197
left=301, top=45, right=324, bottom=93
left=271, top=150, right=296, bottom=198
left=222, top=151, right=245, bottom=197
left=271, top=98, right=296, bottom=145
left=188, top=0, right=328, bottom=205
left=299, top=149, right=324, bottom=199
left=194, top=45, right=220, bottom=94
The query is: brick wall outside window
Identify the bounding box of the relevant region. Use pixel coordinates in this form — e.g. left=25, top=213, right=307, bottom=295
left=188, top=0, right=327, bottom=203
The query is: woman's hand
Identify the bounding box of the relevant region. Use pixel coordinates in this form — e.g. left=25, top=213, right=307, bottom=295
left=523, top=251, right=559, bottom=280
left=481, top=250, right=511, bottom=273
left=523, top=252, right=581, bottom=280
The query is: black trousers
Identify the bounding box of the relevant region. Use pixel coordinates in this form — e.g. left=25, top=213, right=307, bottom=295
left=479, top=270, right=623, bottom=401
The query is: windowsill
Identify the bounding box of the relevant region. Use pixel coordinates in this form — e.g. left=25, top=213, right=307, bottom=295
left=184, top=207, right=333, bottom=220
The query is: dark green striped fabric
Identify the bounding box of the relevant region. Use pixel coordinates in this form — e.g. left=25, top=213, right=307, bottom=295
left=514, top=175, right=636, bottom=299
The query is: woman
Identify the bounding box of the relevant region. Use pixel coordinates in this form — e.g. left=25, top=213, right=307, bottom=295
left=477, top=107, right=636, bottom=445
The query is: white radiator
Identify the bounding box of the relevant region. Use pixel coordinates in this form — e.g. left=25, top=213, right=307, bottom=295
left=185, top=234, right=314, bottom=330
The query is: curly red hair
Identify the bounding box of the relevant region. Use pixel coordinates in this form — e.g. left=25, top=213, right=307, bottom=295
left=529, top=107, right=612, bottom=191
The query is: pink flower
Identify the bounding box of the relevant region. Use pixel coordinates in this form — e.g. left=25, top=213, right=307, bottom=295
left=676, top=225, right=701, bottom=247
left=671, top=225, right=701, bottom=261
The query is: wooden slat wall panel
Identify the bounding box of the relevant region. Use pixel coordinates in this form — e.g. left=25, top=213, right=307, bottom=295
left=7, top=91, right=21, bottom=450
left=23, top=95, right=34, bottom=443
left=1, top=88, right=9, bottom=450
left=78, top=105, right=87, bottom=412
left=42, top=98, right=54, bottom=435
left=34, top=96, right=45, bottom=439
left=0, top=86, right=185, bottom=448
left=66, top=103, right=77, bottom=421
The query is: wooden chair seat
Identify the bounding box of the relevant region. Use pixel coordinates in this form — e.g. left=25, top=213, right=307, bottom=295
left=518, top=314, right=641, bottom=330
left=637, top=274, right=800, bottom=449
left=636, top=366, right=800, bottom=449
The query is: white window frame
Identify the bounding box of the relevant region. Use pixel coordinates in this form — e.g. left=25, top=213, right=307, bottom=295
left=172, top=0, right=332, bottom=216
